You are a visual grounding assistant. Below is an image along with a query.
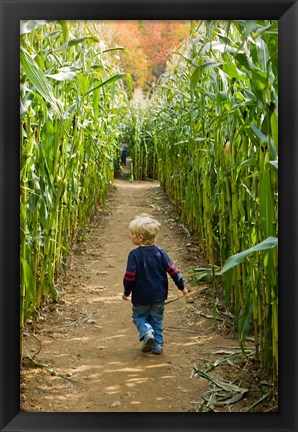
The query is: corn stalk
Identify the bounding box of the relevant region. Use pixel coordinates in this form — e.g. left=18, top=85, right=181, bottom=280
left=20, top=20, right=129, bottom=362
left=126, top=20, right=278, bottom=380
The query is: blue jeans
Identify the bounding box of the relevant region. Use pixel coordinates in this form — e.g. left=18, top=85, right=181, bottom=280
left=132, top=303, right=165, bottom=345
left=121, top=150, right=126, bottom=166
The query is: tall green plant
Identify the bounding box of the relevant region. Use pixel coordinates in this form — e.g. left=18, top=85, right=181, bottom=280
left=20, top=20, right=129, bottom=361
left=132, top=20, right=278, bottom=379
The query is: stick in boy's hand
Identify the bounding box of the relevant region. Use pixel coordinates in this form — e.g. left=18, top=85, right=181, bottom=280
left=165, top=288, right=189, bottom=304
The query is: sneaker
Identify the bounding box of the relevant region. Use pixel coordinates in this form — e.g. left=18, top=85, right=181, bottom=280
left=141, top=332, right=155, bottom=352
left=152, top=343, right=163, bottom=355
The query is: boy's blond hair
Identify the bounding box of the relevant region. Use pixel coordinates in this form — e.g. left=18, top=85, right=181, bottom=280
left=129, top=214, right=161, bottom=244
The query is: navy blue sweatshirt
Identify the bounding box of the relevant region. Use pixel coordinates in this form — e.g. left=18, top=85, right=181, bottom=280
left=123, top=245, right=185, bottom=305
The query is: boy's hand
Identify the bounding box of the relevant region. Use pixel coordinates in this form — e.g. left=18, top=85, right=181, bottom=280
left=182, top=288, right=188, bottom=296
left=122, top=294, right=129, bottom=301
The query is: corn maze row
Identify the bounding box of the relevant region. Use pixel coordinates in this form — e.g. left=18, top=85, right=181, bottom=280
left=20, top=20, right=278, bottom=380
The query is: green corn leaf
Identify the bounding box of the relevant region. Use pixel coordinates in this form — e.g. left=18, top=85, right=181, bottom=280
left=250, top=123, right=268, bottom=143
left=234, top=52, right=252, bottom=70
left=125, top=73, right=133, bottom=92
left=269, top=160, right=278, bottom=170
left=172, top=51, right=196, bottom=66
left=269, top=139, right=278, bottom=159
left=20, top=48, right=62, bottom=116
left=58, top=20, right=69, bottom=46
left=103, top=47, right=129, bottom=55
left=84, top=73, right=127, bottom=96
left=67, top=36, right=99, bottom=48
left=253, top=22, right=277, bottom=40
left=222, top=63, right=249, bottom=81
left=218, top=237, right=278, bottom=275
left=190, top=62, right=221, bottom=99
left=77, top=73, right=90, bottom=95
left=201, top=41, right=240, bottom=54
left=20, top=257, right=35, bottom=304
left=46, top=71, right=78, bottom=81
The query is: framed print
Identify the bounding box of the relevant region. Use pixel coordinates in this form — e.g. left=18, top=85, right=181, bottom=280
left=1, top=0, right=297, bottom=431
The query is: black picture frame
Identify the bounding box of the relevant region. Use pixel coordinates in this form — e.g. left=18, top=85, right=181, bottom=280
left=0, top=0, right=297, bottom=431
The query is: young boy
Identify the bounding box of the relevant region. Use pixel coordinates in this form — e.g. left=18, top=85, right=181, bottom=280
left=122, top=214, right=188, bottom=354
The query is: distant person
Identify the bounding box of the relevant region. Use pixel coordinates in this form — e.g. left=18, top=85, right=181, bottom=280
left=122, top=214, right=188, bottom=354
left=121, top=142, right=127, bottom=166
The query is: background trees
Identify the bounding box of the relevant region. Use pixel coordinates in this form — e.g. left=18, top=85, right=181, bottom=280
left=104, top=20, right=190, bottom=91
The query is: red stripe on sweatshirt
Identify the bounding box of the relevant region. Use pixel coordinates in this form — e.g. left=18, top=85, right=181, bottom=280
left=166, top=264, right=175, bottom=271
left=169, top=268, right=179, bottom=276
left=125, top=271, right=136, bottom=276
left=124, top=276, right=135, bottom=281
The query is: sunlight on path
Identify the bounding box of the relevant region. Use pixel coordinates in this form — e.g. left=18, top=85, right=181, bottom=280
left=63, top=178, right=208, bottom=412
left=21, top=177, right=240, bottom=413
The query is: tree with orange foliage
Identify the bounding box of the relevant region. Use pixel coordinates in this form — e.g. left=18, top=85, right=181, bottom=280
left=104, top=20, right=190, bottom=92
left=105, top=21, right=151, bottom=90
left=140, top=20, right=189, bottom=82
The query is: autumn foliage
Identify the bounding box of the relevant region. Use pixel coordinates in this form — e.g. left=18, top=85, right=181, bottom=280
left=105, top=20, right=190, bottom=91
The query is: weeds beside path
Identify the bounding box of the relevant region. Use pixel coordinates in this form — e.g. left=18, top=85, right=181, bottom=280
left=21, top=176, right=275, bottom=413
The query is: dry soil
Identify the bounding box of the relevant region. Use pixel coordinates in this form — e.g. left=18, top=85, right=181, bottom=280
left=21, top=163, right=277, bottom=413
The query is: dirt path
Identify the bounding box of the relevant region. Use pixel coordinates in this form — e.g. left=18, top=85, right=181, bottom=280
left=21, top=165, right=273, bottom=413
